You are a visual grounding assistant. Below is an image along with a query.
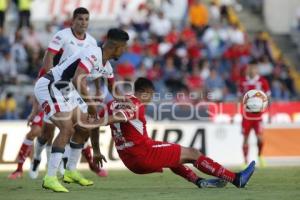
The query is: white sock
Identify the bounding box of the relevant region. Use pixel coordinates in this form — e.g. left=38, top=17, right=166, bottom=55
left=23, top=138, right=33, bottom=146
left=66, top=147, right=83, bottom=171
left=46, top=145, right=52, bottom=163
left=83, top=141, right=89, bottom=149
left=33, top=139, right=46, bottom=160
left=47, top=152, right=63, bottom=176
left=63, top=143, right=71, bottom=159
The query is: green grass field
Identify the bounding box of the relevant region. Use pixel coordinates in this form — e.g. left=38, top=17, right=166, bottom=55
left=0, top=167, right=300, bottom=200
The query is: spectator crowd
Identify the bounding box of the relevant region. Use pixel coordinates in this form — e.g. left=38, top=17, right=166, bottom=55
left=0, top=0, right=298, bottom=120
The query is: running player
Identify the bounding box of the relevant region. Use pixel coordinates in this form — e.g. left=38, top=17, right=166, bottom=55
left=238, top=60, right=271, bottom=167
left=96, top=77, right=255, bottom=189
left=29, top=7, right=107, bottom=179
left=35, top=28, right=129, bottom=192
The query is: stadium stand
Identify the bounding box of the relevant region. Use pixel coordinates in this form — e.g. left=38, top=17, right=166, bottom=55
left=0, top=0, right=299, bottom=120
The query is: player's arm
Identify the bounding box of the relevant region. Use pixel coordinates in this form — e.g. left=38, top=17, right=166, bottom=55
left=27, top=96, right=40, bottom=126
left=42, top=50, right=56, bottom=73
left=107, top=78, right=121, bottom=99
left=42, top=31, right=64, bottom=72
left=90, top=127, right=106, bottom=167
left=93, top=77, right=103, bottom=102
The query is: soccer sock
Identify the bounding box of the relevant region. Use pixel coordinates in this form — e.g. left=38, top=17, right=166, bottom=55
left=170, top=164, right=199, bottom=184
left=82, top=145, right=94, bottom=168
left=47, top=147, right=65, bottom=176
left=257, top=141, right=264, bottom=156
left=243, top=144, right=249, bottom=163
left=33, top=137, right=47, bottom=161
left=46, top=145, right=52, bottom=163
left=194, top=155, right=236, bottom=182
left=62, top=143, right=71, bottom=159
left=16, top=139, right=33, bottom=171
left=66, top=141, right=84, bottom=171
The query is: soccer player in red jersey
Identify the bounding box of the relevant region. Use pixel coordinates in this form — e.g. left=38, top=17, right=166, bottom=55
left=238, top=60, right=271, bottom=167
left=96, top=77, right=255, bottom=188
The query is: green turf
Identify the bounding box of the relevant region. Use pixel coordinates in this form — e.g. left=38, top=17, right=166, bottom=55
left=0, top=167, right=300, bottom=200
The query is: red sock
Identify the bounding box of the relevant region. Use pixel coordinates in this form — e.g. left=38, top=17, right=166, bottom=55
left=82, top=146, right=93, bottom=167
left=257, top=141, right=264, bottom=156
left=194, top=155, right=236, bottom=182
left=243, top=144, right=249, bottom=163
left=16, top=143, right=32, bottom=171
left=170, top=165, right=199, bottom=184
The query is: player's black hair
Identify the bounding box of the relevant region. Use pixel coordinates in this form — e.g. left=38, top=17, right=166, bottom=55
left=73, top=7, right=89, bottom=19
left=134, top=77, right=155, bottom=92
left=107, top=28, right=129, bottom=42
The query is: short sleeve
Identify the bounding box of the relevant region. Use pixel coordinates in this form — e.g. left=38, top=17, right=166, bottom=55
left=48, top=31, right=64, bottom=54
left=79, top=48, right=99, bottom=74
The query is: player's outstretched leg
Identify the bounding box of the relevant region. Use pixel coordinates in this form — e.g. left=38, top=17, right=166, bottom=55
left=63, top=141, right=93, bottom=186
left=170, top=165, right=227, bottom=188
left=181, top=147, right=256, bottom=188
left=8, top=138, right=33, bottom=179
left=82, top=144, right=108, bottom=177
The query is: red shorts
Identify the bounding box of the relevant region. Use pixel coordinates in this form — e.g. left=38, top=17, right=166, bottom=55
left=31, top=112, right=44, bottom=127
left=242, top=118, right=262, bottom=137
left=119, top=140, right=181, bottom=174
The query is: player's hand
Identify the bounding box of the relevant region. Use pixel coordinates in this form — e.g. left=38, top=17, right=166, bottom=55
left=93, top=153, right=107, bottom=168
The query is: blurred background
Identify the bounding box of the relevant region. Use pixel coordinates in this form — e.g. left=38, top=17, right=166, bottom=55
left=0, top=0, right=300, bottom=122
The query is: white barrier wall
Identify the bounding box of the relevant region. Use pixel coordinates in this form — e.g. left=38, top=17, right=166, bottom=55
left=264, top=0, right=300, bottom=34
left=0, top=121, right=267, bottom=171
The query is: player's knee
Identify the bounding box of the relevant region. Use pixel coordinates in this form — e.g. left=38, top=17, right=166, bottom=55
left=188, top=148, right=201, bottom=158
left=180, top=147, right=201, bottom=162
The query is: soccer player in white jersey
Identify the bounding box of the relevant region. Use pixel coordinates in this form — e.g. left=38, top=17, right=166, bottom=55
left=34, top=28, right=129, bottom=192
left=29, top=7, right=107, bottom=179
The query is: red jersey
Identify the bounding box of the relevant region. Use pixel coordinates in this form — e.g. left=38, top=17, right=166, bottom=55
left=103, top=96, right=181, bottom=174
left=239, top=75, right=270, bottom=120
left=105, top=96, right=150, bottom=153
left=238, top=75, right=270, bottom=97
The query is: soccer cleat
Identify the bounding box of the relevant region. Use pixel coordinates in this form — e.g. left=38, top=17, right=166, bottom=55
left=42, top=175, right=69, bottom=193
left=234, top=161, right=256, bottom=188
left=259, top=156, right=266, bottom=168
left=8, top=170, right=23, bottom=180
left=63, top=170, right=94, bottom=186
left=29, top=159, right=41, bottom=179
left=196, top=178, right=228, bottom=188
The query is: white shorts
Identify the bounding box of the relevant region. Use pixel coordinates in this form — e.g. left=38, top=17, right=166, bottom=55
left=34, top=77, right=87, bottom=122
